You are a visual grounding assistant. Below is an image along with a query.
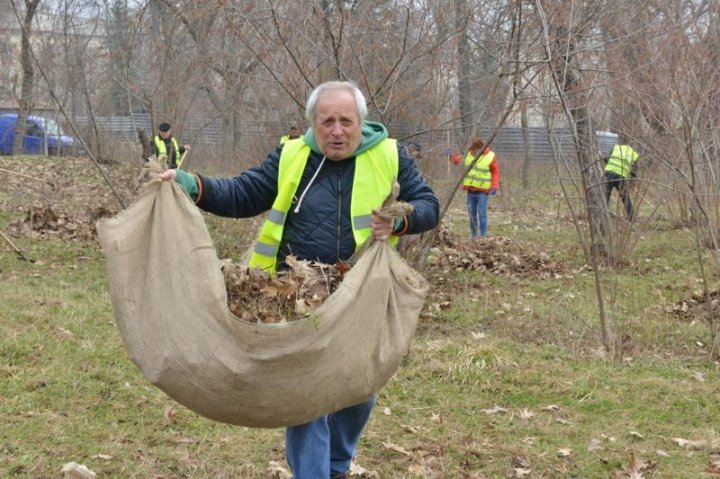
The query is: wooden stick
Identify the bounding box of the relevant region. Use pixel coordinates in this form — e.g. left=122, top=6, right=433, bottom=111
left=0, top=167, right=47, bottom=184
left=177, top=150, right=190, bottom=169
left=0, top=228, right=31, bottom=261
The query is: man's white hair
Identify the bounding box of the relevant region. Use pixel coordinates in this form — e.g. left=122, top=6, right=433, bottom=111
left=305, top=81, right=368, bottom=123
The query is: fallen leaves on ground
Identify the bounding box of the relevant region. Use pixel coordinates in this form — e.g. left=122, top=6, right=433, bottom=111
left=671, top=288, right=720, bottom=323
left=1, top=156, right=141, bottom=241
left=428, top=226, right=568, bottom=279
left=6, top=205, right=112, bottom=240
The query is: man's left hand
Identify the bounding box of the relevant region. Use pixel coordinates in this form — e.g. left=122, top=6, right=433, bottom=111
left=371, top=209, right=394, bottom=241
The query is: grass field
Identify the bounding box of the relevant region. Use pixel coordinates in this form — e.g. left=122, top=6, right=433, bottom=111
left=1, top=156, right=719, bottom=478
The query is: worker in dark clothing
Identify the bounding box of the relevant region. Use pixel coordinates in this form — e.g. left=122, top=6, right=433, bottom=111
left=152, top=122, right=191, bottom=169
left=604, top=142, right=639, bottom=220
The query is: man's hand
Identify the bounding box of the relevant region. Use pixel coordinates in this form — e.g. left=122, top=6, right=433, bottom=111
left=157, top=169, right=199, bottom=200
left=159, top=169, right=177, bottom=181
left=371, top=209, right=394, bottom=241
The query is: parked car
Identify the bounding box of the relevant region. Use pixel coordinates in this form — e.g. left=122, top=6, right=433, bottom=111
left=0, top=113, right=79, bottom=156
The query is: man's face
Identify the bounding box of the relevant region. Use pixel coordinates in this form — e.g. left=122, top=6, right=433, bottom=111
left=313, top=90, right=362, bottom=161
left=289, top=128, right=300, bottom=139
left=160, top=130, right=171, bottom=139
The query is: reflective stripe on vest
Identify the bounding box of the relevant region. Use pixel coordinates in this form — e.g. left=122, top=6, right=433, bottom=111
left=154, top=135, right=180, bottom=165
left=462, top=150, right=495, bottom=189
left=248, top=138, right=399, bottom=272
left=605, top=144, right=638, bottom=179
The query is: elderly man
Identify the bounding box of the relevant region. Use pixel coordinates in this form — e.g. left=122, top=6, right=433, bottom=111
left=160, top=80, right=439, bottom=478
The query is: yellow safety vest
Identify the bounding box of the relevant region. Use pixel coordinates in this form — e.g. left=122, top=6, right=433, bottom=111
left=462, top=150, right=495, bottom=190
left=154, top=135, right=181, bottom=167
left=279, top=135, right=290, bottom=145
left=605, top=144, right=638, bottom=178
left=249, top=138, right=399, bottom=272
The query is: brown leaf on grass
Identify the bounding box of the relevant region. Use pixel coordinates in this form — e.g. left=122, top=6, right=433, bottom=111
left=348, top=461, right=380, bottom=478
left=174, top=436, right=198, bottom=444
left=511, top=467, right=532, bottom=478
left=623, top=451, right=657, bottom=478
left=672, top=437, right=708, bottom=450
left=61, top=462, right=97, bottom=479
left=588, top=438, right=603, bottom=451
left=557, top=448, right=572, bottom=457
left=163, top=406, right=177, bottom=422
left=706, top=460, right=720, bottom=474
left=383, top=442, right=414, bottom=457
left=481, top=405, right=508, bottom=415
left=518, top=408, right=534, bottom=419
left=266, top=460, right=292, bottom=479
left=511, top=456, right=531, bottom=469
left=402, top=424, right=420, bottom=434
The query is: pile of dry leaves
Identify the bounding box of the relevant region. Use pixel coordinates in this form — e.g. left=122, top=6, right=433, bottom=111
left=6, top=205, right=114, bottom=240
left=672, top=289, right=720, bottom=322
left=223, top=255, right=347, bottom=323
left=1, top=156, right=140, bottom=241
left=430, top=226, right=566, bottom=279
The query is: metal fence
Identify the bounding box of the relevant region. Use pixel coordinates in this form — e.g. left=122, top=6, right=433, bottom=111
left=73, top=114, right=618, bottom=162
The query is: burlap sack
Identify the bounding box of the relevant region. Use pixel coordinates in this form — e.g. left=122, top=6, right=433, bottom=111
left=97, top=180, right=428, bottom=428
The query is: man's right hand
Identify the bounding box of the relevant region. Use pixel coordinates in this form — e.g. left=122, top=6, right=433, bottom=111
left=159, top=169, right=177, bottom=181
left=159, top=168, right=199, bottom=201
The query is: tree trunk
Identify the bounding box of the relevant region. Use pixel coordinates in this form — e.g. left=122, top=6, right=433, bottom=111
left=521, top=100, right=532, bottom=188
left=455, top=0, right=473, bottom=139
left=12, top=0, right=40, bottom=155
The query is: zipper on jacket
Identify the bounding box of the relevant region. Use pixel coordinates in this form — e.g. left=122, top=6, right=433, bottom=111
left=336, top=169, right=342, bottom=261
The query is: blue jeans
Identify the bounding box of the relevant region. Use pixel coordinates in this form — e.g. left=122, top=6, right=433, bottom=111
left=285, top=396, right=376, bottom=478
left=467, top=191, right=489, bottom=238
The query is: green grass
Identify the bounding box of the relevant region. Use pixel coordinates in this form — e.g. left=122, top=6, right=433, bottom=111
left=2, top=160, right=720, bottom=478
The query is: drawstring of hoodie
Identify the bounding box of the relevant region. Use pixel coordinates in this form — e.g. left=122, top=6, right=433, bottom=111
left=293, top=156, right=326, bottom=214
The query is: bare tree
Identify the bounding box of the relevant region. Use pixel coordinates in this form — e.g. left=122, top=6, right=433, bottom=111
left=10, top=0, right=40, bottom=155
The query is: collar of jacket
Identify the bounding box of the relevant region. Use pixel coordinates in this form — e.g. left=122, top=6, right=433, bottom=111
left=301, top=120, right=388, bottom=157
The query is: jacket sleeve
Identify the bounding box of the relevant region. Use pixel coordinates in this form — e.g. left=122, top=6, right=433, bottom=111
left=194, top=148, right=280, bottom=218
left=490, top=157, right=500, bottom=190
left=395, top=146, right=440, bottom=235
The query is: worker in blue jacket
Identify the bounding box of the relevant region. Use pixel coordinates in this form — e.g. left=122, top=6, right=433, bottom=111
left=160, top=80, right=439, bottom=478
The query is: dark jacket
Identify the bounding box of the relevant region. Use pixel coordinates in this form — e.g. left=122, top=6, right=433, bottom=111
left=196, top=141, right=439, bottom=266
left=152, top=135, right=187, bottom=169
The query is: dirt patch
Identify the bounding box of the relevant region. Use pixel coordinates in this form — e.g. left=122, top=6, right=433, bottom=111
left=428, top=226, right=567, bottom=279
